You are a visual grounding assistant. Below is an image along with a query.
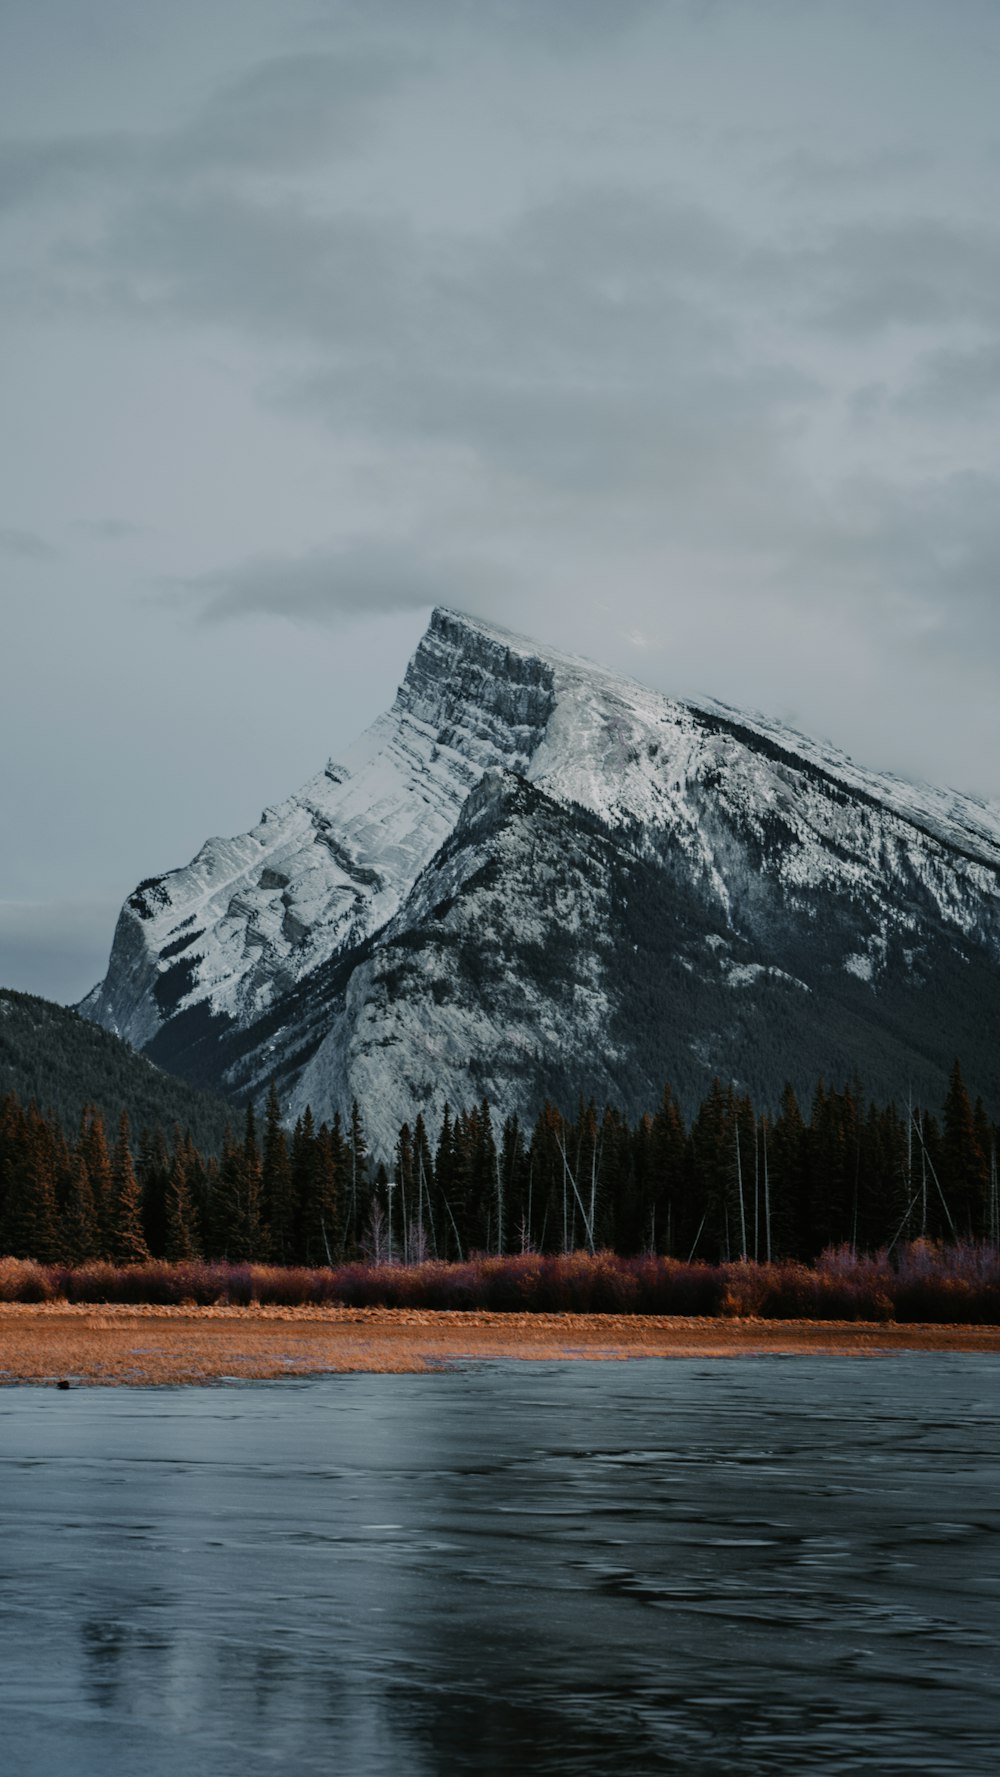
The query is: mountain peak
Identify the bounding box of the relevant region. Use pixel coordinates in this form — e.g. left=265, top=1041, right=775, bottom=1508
left=82, top=609, right=1000, bottom=1141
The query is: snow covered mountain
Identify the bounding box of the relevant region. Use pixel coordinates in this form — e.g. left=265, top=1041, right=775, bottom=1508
left=81, top=608, right=1000, bottom=1148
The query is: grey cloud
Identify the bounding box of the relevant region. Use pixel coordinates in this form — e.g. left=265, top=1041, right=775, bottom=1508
left=296, top=357, right=814, bottom=507
left=0, top=131, right=138, bottom=212
left=808, top=217, right=1000, bottom=335
left=161, top=47, right=415, bottom=178
left=71, top=518, right=147, bottom=541
left=314, top=0, right=660, bottom=50
left=774, top=470, right=1000, bottom=654
left=0, top=526, right=58, bottom=559
left=85, top=180, right=812, bottom=502
left=0, top=45, right=411, bottom=215
left=175, top=541, right=494, bottom=624
left=95, top=182, right=745, bottom=358
left=93, top=189, right=408, bottom=345
left=898, top=338, right=1000, bottom=419
left=14, top=112, right=997, bottom=639
left=774, top=146, right=929, bottom=196
left=269, top=189, right=816, bottom=505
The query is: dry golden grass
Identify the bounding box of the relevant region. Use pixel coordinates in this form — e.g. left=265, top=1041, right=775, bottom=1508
left=1, top=1303, right=999, bottom=1384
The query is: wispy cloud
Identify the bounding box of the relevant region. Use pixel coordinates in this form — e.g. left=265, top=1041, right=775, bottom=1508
left=0, top=43, right=414, bottom=217
left=0, top=526, right=58, bottom=560
left=897, top=337, right=1000, bottom=419
left=71, top=518, right=147, bottom=541
left=171, top=540, right=497, bottom=624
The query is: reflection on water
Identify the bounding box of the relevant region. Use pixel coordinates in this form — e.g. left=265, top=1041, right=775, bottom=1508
left=1, top=1356, right=998, bottom=1774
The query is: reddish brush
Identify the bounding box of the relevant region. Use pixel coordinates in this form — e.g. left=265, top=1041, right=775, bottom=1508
left=1, top=1242, right=997, bottom=1319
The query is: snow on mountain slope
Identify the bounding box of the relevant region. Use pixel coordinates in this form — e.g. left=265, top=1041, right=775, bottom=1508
left=289, top=771, right=624, bottom=1152
left=82, top=607, right=1000, bottom=1138
left=81, top=610, right=555, bottom=1049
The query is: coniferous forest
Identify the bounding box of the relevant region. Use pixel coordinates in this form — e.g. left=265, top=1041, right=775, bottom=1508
left=2, top=1062, right=998, bottom=1278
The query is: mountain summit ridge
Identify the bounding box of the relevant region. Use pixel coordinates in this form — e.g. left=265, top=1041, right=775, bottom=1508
left=82, top=607, right=1000, bottom=1144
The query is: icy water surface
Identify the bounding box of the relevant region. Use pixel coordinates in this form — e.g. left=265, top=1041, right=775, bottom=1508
left=1, top=1357, right=999, bottom=1775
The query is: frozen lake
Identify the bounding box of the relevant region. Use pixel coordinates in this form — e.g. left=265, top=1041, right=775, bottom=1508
left=2, top=1356, right=999, bottom=1774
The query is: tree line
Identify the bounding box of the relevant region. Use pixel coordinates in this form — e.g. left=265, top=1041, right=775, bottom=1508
left=1, top=1062, right=998, bottom=1269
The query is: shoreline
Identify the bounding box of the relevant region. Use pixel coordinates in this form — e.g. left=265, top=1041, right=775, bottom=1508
left=2, top=1303, right=999, bottom=1384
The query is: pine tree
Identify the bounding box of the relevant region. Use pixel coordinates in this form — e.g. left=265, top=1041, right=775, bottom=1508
left=111, top=1112, right=150, bottom=1264
left=434, top=1105, right=462, bottom=1258
left=346, top=1099, right=370, bottom=1257
left=363, top=1161, right=391, bottom=1263
left=290, top=1108, right=318, bottom=1265
left=474, top=1099, right=499, bottom=1254
left=499, top=1113, right=531, bottom=1252
left=59, top=1151, right=100, bottom=1264
left=0, top=1105, right=61, bottom=1262
left=649, top=1083, right=686, bottom=1254
left=180, top=1129, right=209, bottom=1249
left=527, top=1102, right=573, bottom=1254
left=942, top=1061, right=988, bottom=1238
left=136, top=1124, right=171, bottom=1256
left=80, top=1107, right=115, bottom=1255
left=262, top=1083, right=295, bottom=1263
left=688, top=1078, right=738, bottom=1262
left=211, top=1110, right=263, bottom=1260
left=599, top=1105, right=635, bottom=1253
left=412, top=1112, right=436, bottom=1259
left=395, top=1122, right=415, bottom=1263
left=301, top=1119, right=343, bottom=1266
left=0, top=1091, right=21, bottom=1233
left=163, top=1149, right=201, bottom=1261
left=768, top=1084, right=806, bottom=1259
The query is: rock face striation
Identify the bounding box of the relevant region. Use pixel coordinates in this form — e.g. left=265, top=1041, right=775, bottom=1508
left=82, top=608, right=1000, bottom=1148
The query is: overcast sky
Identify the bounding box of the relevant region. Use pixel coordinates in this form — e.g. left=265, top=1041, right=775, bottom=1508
left=3, top=0, right=999, bottom=1003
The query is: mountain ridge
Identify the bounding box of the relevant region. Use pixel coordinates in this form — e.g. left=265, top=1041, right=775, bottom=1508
left=81, top=607, right=1000, bottom=1147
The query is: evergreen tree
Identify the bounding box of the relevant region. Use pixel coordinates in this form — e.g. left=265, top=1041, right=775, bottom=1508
left=59, top=1151, right=100, bottom=1264
left=163, top=1148, right=201, bottom=1261
left=858, top=1099, right=908, bottom=1250
left=412, top=1112, right=436, bottom=1259
left=768, top=1084, right=806, bottom=1259
left=687, top=1078, right=738, bottom=1261
left=110, top=1112, right=150, bottom=1264
left=942, top=1061, right=987, bottom=1238
left=458, top=1100, right=498, bottom=1254
left=395, top=1122, right=415, bottom=1262
left=137, top=1124, right=171, bottom=1256
left=346, top=1099, right=370, bottom=1257
left=262, top=1084, right=295, bottom=1263
left=301, top=1119, right=343, bottom=1266
left=290, top=1108, right=318, bottom=1265
left=364, top=1161, right=391, bottom=1263
left=499, top=1113, right=531, bottom=1252
left=649, top=1083, right=686, bottom=1255
left=211, top=1109, right=263, bottom=1261
left=80, top=1107, right=115, bottom=1254
left=597, top=1103, right=632, bottom=1252
left=526, top=1103, right=565, bottom=1254
left=434, top=1105, right=462, bottom=1258
left=0, top=1105, right=60, bottom=1262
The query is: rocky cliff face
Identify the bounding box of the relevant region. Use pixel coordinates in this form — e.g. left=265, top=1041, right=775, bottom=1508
left=82, top=608, right=1000, bottom=1149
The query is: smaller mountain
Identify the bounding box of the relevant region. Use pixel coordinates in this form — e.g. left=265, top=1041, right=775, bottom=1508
left=0, top=987, right=233, bottom=1150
